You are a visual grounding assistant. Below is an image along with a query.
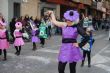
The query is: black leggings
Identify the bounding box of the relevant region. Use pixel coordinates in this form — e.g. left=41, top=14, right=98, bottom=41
left=82, top=51, right=91, bottom=65
left=15, top=46, right=21, bottom=54
left=58, top=61, right=77, bottom=73
left=0, top=49, right=7, bottom=59
left=33, top=42, right=36, bottom=48
left=40, top=38, right=45, bottom=46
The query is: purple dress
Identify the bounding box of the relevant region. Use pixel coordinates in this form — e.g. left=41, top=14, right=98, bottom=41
left=31, top=29, right=40, bottom=43
left=58, top=26, right=83, bottom=63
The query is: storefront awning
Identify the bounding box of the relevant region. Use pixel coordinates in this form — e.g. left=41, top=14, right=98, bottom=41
left=47, top=0, right=77, bottom=7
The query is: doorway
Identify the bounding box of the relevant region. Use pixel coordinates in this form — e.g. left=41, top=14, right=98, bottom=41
left=14, top=2, right=20, bottom=18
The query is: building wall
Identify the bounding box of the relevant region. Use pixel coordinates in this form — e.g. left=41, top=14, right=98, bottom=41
left=38, top=2, right=60, bottom=19
left=21, top=0, right=39, bottom=19
left=8, top=0, right=22, bottom=22
left=0, top=0, right=8, bottom=23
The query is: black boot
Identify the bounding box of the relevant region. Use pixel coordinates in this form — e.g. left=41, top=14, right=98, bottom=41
left=0, top=49, right=2, bottom=55
left=3, top=49, right=7, bottom=61
left=32, top=43, right=37, bottom=51
left=17, top=46, right=21, bottom=56
left=15, top=46, right=19, bottom=55
left=81, top=61, right=84, bottom=67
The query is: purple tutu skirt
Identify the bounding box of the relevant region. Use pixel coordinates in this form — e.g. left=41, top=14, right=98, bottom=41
left=58, top=43, right=83, bottom=63
left=14, top=38, right=24, bottom=46
left=0, top=39, right=9, bottom=50
left=31, top=36, right=40, bottom=43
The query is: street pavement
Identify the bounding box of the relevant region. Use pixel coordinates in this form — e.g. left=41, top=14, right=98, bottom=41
left=0, top=29, right=110, bottom=73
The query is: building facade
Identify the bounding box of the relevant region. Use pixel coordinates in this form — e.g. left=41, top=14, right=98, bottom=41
left=0, top=0, right=40, bottom=23
left=21, top=0, right=39, bottom=19
left=0, top=0, right=22, bottom=23
left=0, top=0, right=109, bottom=23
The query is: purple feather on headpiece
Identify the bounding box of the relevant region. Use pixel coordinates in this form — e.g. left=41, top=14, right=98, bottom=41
left=64, top=10, right=79, bottom=22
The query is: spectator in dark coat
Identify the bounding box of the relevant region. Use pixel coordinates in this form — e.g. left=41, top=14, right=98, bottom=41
left=9, top=18, right=17, bottom=41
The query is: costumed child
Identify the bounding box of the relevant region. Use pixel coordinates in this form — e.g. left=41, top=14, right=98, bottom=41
left=14, top=22, right=24, bottom=56
left=31, top=24, right=40, bottom=50
left=39, top=18, right=48, bottom=48
left=81, top=27, right=95, bottom=67
left=48, top=10, right=90, bottom=73
left=0, top=21, right=9, bottom=61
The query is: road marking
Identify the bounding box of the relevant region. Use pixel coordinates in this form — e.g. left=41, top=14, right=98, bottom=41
left=7, top=53, right=57, bottom=64
left=103, top=37, right=110, bottom=41
left=104, top=50, right=110, bottom=53
left=41, top=45, right=61, bottom=49
left=91, top=54, right=109, bottom=65
left=38, top=49, right=59, bottom=53
left=95, top=64, right=110, bottom=72
left=85, top=44, right=110, bottom=65
left=93, top=44, right=110, bottom=55
left=24, top=56, right=51, bottom=64
left=84, top=44, right=110, bottom=72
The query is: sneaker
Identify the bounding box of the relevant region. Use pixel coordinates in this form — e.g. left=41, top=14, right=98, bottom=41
left=16, top=52, right=20, bottom=56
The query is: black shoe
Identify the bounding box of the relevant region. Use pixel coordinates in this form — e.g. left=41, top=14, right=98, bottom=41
left=32, top=46, right=37, bottom=51
left=16, top=52, right=20, bottom=56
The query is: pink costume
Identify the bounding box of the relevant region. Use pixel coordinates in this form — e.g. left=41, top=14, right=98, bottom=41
left=0, top=21, right=9, bottom=50
left=14, top=22, right=24, bottom=46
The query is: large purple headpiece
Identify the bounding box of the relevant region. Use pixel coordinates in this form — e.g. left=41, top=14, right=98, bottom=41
left=64, top=10, right=79, bottom=22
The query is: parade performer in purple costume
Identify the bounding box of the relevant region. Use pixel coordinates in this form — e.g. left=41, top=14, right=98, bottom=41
left=48, top=10, right=90, bottom=73
left=14, top=22, right=24, bottom=56
left=0, top=21, right=9, bottom=61
left=31, top=25, right=40, bottom=50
